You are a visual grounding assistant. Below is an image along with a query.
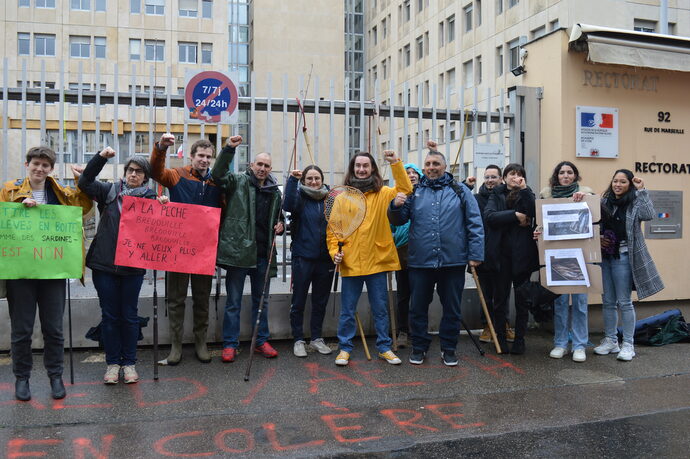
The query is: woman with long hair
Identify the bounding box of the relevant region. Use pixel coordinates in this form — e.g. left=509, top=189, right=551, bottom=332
left=539, top=161, right=594, bottom=362
left=327, top=151, right=412, bottom=366
left=594, top=169, right=663, bottom=361
left=484, top=163, right=539, bottom=354
left=283, top=165, right=334, bottom=357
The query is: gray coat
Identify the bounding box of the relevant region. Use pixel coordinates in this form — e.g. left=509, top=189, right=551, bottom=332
left=624, top=189, right=664, bottom=299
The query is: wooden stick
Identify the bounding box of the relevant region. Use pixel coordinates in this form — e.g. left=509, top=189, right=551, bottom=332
left=471, top=266, right=502, bottom=354
left=354, top=312, right=371, bottom=360
left=387, top=272, right=398, bottom=351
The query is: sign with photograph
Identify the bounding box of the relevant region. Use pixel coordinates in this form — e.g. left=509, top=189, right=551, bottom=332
left=541, top=202, right=593, bottom=241
left=545, top=248, right=590, bottom=287
left=576, top=106, right=619, bottom=158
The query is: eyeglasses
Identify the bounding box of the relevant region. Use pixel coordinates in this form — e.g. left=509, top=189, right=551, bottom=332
left=483, top=175, right=500, bottom=180
left=126, top=167, right=145, bottom=175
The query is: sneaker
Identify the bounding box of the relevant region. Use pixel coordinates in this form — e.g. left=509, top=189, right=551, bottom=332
left=122, top=365, right=139, bottom=384
left=378, top=350, right=402, bottom=365
left=255, top=342, right=278, bottom=358
left=409, top=350, right=426, bottom=365
left=396, top=331, right=409, bottom=348
left=594, top=337, right=620, bottom=355
left=549, top=347, right=568, bottom=359
left=505, top=325, right=516, bottom=343
left=103, top=365, right=120, bottom=384
left=309, top=338, right=332, bottom=355
left=572, top=348, right=586, bottom=362
left=221, top=347, right=236, bottom=363
left=617, top=343, right=635, bottom=361
left=293, top=340, right=307, bottom=358
left=441, top=350, right=459, bottom=366
left=479, top=328, right=492, bottom=343
left=335, top=351, right=350, bottom=366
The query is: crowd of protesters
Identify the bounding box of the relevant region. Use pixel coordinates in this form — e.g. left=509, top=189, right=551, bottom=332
left=1, top=136, right=663, bottom=401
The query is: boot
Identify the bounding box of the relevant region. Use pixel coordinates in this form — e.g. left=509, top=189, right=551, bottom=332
left=192, top=302, right=211, bottom=363
left=164, top=303, right=185, bottom=366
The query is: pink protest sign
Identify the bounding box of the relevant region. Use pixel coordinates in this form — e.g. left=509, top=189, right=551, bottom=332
left=115, top=196, right=220, bottom=276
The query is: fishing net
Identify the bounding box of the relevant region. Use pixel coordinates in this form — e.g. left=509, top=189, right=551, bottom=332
left=324, top=186, right=367, bottom=241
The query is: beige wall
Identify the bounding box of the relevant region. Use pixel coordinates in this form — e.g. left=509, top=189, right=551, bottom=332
left=523, top=31, right=690, bottom=301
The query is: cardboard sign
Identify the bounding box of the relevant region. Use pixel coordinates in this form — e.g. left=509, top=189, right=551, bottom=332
left=114, top=197, right=221, bottom=276
left=0, top=202, right=83, bottom=279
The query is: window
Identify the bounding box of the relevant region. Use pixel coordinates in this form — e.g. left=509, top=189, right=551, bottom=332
left=202, top=0, right=213, bottom=18
left=35, top=34, right=56, bottom=57
left=464, top=4, right=473, bottom=32
left=382, top=59, right=388, bottom=79
left=179, top=0, right=197, bottom=17
left=531, top=25, right=546, bottom=39
left=201, top=43, right=212, bottom=64
left=71, top=0, right=90, bottom=10
left=19, top=0, right=30, bottom=6
left=94, top=37, right=106, bottom=58
left=438, top=72, right=444, bottom=95
left=424, top=80, right=429, bottom=105
left=372, top=65, right=377, bottom=81
left=508, top=0, right=518, bottom=7
left=403, top=44, right=410, bottom=67
left=550, top=19, right=560, bottom=31
left=129, top=39, right=141, bottom=60
left=145, top=0, right=164, bottom=15
left=404, top=0, right=410, bottom=22
left=634, top=19, right=656, bottom=33
left=416, top=35, right=423, bottom=60
left=68, top=82, right=91, bottom=91
left=382, top=17, right=388, bottom=39
left=496, top=45, right=503, bottom=76
left=36, top=0, right=56, bottom=7
left=130, top=0, right=140, bottom=13
left=447, top=15, right=455, bottom=43
left=508, top=38, right=520, bottom=70
left=476, top=0, right=482, bottom=26
left=145, top=40, right=164, bottom=61
left=417, top=0, right=423, bottom=12
left=425, top=31, right=429, bottom=55
left=95, top=0, right=106, bottom=11
left=70, top=36, right=90, bottom=58
left=450, top=122, right=457, bottom=141
left=179, top=42, right=197, bottom=63
left=438, top=21, right=444, bottom=47
left=463, top=60, right=473, bottom=88
left=496, top=0, right=503, bottom=14
left=372, top=25, right=378, bottom=45
left=18, top=33, right=30, bottom=56
left=446, top=67, right=456, bottom=93
left=475, top=55, right=482, bottom=85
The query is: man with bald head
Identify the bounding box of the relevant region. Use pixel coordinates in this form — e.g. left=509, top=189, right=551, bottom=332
left=212, top=139, right=284, bottom=363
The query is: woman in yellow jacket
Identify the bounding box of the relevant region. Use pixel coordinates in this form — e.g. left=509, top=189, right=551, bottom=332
left=328, top=150, right=412, bottom=366
left=1, top=146, right=92, bottom=402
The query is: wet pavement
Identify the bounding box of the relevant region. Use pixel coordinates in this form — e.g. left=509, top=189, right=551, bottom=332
left=1, top=329, right=688, bottom=458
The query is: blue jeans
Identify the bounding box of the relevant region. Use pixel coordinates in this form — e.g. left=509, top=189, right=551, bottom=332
left=338, top=272, right=392, bottom=353
left=290, top=257, right=334, bottom=342
left=553, top=293, right=589, bottom=350
left=601, top=253, right=636, bottom=344
left=223, top=258, right=271, bottom=349
left=92, top=270, right=144, bottom=366
left=409, top=266, right=465, bottom=352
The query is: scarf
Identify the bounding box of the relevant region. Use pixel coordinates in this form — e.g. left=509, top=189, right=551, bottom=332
left=551, top=182, right=579, bottom=198
left=299, top=183, right=329, bottom=201
left=349, top=176, right=377, bottom=193
left=601, top=192, right=632, bottom=258
left=119, top=180, right=150, bottom=197
left=246, top=167, right=278, bottom=192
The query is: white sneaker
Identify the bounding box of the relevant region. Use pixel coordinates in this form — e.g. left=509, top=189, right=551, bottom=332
left=617, top=342, right=636, bottom=361
left=103, top=364, right=120, bottom=384
left=309, top=338, right=332, bottom=355
left=293, top=340, right=307, bottom=357
left=594, top=337, right=620, bottom=355
left=122, top=365, right=139, bottom=384
left=549, top=347, right=568, bottom=359
left=572, top=348, right=586, bottom=362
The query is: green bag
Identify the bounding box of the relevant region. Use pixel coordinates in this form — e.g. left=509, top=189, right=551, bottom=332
left=648, top=315, right=690, bottom=346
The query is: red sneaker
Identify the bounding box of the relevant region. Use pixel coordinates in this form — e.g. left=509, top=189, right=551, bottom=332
left=221, top=347, right=236, bottom=363
left=254, top=342, right=278, bottom=358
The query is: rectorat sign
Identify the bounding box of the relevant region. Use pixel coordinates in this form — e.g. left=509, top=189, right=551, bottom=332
left=583, top=70, right=658, bottom=92
left=635, top=162, right=690, bottom=174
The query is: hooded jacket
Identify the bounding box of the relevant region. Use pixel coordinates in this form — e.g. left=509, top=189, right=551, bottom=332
left=282, top=175, right=330, bottom=261
left=388, top=172, right=484, bottom=268
left=211, top=145, right=282, bottom=275
left=79, top=154, right=157, bottom=276
left=326, top=161, right=412, bottom=277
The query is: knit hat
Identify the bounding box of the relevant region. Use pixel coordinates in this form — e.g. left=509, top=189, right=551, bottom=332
left=404, top=163, right=423, bottom=178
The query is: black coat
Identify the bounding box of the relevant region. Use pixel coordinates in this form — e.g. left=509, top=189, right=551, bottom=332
left=483, top=183, right=539, bottom=276
left=79, top=155, right=157, bottom=276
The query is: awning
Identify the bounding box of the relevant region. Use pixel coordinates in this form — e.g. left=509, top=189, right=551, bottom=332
left=569, top=24, right=690, bottom=72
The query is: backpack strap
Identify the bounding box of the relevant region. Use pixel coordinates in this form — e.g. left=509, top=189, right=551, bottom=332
left=449, top=180, right=467, bottom=208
